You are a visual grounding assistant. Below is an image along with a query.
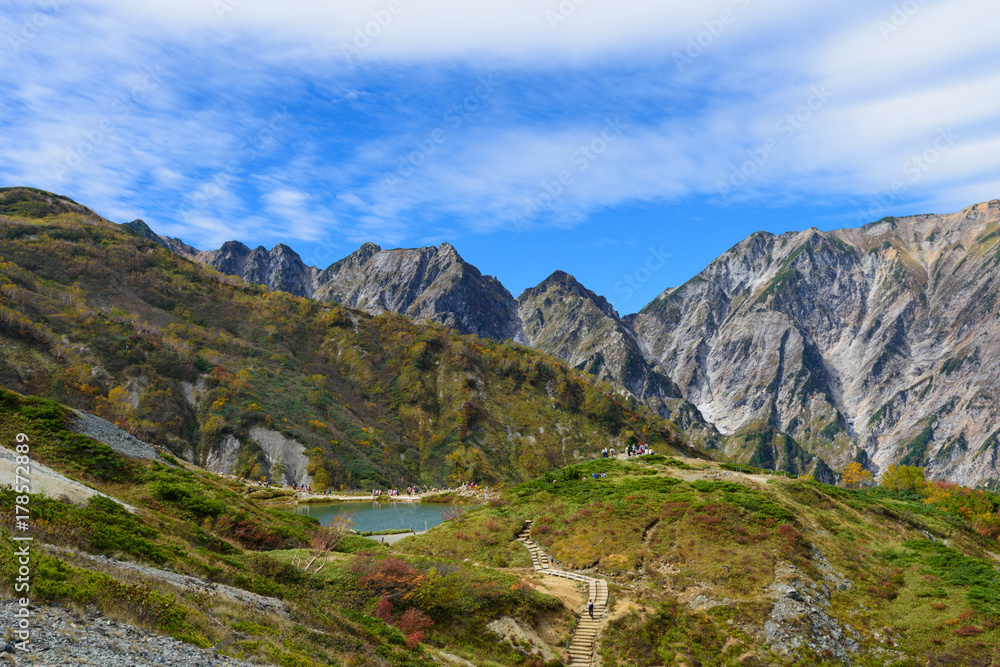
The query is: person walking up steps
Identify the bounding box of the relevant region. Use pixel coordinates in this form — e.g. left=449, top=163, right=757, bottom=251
left=588, top=599, right=594, bottom=619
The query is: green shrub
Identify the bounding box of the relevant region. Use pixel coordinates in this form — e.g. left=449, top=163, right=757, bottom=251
left=149, top=481, right=226, bottom=518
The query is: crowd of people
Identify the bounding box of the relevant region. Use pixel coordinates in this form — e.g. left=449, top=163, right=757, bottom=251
left=460, top=480, right=493, bottom=495
left=371, top=486, right=422, bottom=497
left=625, top=443, right=653, bottom=457
left=600, top=443, right=653, bottom=458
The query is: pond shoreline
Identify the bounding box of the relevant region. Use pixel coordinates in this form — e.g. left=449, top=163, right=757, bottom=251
left=362, top=530, right=428, bottom=545
left=266, top=488, right=495, bottom=506
left=295, top=493, right=424, bottom=505
left=280, top=499, right=464, bottom=534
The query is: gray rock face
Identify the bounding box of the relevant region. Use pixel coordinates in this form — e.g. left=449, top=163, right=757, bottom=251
left=628, top=200, right=1000, bottom=485
left=0, top=597, right=259, bottom=666
left=205, top=434, right=242, bottom=476
left=514, top=271, right=722, bottom=451
left=125, top=222, right=525, bottom=341
left=205, top=241, right=320, bottom=297
left=517, top=271, right=680, bottom=405
left=249, top=426, right=313, bottom=487
left=70, top=409, right=173, bottom=468
left=314, top=242, right=523, bottom=341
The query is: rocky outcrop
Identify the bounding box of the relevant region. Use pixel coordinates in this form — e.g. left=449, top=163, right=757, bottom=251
left=70, top=409, right=172, bottom=465
left=204, top=429, right=312, bottom=486
left=205, top=434, right=242, bottom=477
left=249, top=427, right=312, bottom=487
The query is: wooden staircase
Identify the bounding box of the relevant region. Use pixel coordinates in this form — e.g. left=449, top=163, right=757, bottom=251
left=516, top=521, right=609, bottom=665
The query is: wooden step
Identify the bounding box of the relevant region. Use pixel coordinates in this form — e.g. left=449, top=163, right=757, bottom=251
left=515, top=525, right=609, bottom=666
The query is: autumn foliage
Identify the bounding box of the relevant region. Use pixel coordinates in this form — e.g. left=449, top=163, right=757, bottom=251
left=877, top=466, right=1000, bottom=541
left=841, top=462, right=874, bottom=488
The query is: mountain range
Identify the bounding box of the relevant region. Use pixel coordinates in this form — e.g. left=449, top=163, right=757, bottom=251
left=6, top=186, right=1000, bottom=667
left=124, top=199, right=1000, bottom=488
left=1, top=186, right=698, bottom=491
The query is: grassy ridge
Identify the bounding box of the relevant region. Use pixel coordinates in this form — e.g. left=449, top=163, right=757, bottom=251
left=401, top=456, right=1000, bottom=666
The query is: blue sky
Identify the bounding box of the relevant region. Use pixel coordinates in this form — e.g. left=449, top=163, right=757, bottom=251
left=2, top=0, right=998, bottom=313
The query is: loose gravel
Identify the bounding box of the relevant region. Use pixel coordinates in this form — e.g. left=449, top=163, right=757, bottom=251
left=69, top=411, right=174, bottom=466
left=0, top=600, right=256, bottom=666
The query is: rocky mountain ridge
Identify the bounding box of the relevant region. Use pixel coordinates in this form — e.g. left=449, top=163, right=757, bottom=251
left=128, top=225, right=710, bottom=427
left=628, top=201, right=1000, bottom=486
left=125, top=199, right=1000, bottom=486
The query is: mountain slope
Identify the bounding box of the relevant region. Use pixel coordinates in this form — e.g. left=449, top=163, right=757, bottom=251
left=402, top=455, right=1000, bottom=666
left=149, top=224, right=718, bottom=437
left=125, top=223, right=525, bottom=342
left=628, top=201, right=1000, bottom=486
left=0, top=187, right=702, bottom=491
left=516, top=271, right=716, bottom=442
left=206, top=240, right=319, bottom=297
left=25, top=184, right=1000, bottom=486
left=0, top=387, right=566, bottom=667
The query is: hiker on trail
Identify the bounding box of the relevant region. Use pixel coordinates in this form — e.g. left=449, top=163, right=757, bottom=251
left=588, top=599, right=594, bottom=619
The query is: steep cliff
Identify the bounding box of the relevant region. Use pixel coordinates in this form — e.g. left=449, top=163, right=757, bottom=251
left=628, top=201, right=1000, bottom=485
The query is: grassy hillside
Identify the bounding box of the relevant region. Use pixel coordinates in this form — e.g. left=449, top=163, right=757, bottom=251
left=2, top=378, right=999, bottom=665
left=0, top=387, right=569, bottom=666
left=402, top=456, right=1000, bottom=666
left=0, top=187, right=702, bottom=489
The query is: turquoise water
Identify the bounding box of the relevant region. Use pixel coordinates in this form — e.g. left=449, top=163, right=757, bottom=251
left=287, top=501, right=461, bottom=533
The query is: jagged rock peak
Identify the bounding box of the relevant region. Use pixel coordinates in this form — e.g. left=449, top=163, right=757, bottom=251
left=120, top=219, right=203, bottom=259
left=315, top=241, right=522, bottom=342
left=519, top=270, right=618, bottom=320
left=122, top=219, right=158, bottom=239
left=205, top=240, right=318, bottom=297
left=218, top=240, right=251, bottom=255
